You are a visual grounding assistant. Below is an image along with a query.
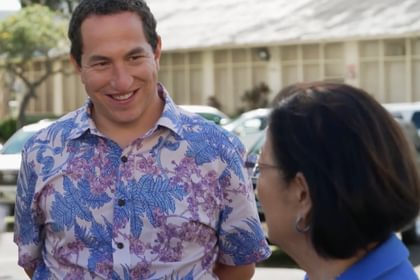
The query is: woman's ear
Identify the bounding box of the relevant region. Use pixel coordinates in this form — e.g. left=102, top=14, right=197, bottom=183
left=293, top=172, right=312, bottom=215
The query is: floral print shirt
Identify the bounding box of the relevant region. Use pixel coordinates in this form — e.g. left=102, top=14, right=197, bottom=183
left=14, top=84, right=271, bottom=279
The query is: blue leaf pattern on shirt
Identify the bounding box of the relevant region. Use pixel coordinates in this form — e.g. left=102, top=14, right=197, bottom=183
left=219, top=218, right=268, bottom=265
left=51, top=176, right=112, bottom=231
left=75, top=221, right=113, bottom=273
left=15, top=155, right=40, bottom=245
left=136, top=175, right=186, bottom=233
left=180, top=114, right=245, bottom=181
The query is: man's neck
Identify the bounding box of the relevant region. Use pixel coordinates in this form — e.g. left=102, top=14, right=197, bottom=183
left=92, top=98, right=165, bottom=148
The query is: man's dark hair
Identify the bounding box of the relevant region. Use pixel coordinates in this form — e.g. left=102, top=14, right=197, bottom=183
left=68, top=0, right=158, bottom=66
left=269, top=82, right=420, bottom=259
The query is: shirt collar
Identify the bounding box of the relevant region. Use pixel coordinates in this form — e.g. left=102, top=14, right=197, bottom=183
left=62, top=82, right=184, bottom=141
left=155, top=83, right=184, bottom=138
left=304, top=234, right=409, bottom=280
left=338, top=234, right=409, bottom=280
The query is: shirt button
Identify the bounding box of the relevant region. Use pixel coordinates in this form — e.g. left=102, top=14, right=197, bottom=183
left=121, top=156, right=128, bottom=163
left=117, top=242, right=124, bottom=249
left=118, top=199, right=126, bottom=207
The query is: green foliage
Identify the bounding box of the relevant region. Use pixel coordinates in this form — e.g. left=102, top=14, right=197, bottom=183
left=0, top=118, right=17, bottom=143
left=24, top=113, right=60, bottom=124
left=237, top=82, right=271, bottom=115
left=0, top=5, right=67, bottom=128
left=0, top=4, right=67, bottom=61
left=0, top=114, right=59, bottom=142
left=207, top=96, right=223, bottom=111
left=20, top=0, right=80, bottom=15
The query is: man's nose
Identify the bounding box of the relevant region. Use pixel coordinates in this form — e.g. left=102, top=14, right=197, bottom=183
left=110, top=64, right=133, bottom=91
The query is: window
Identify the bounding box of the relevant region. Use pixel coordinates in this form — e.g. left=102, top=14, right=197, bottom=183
left=213, top=48, right=269, bottom=113
left=360, top=38, right=419, bottom=103
left=280, top=43, right=344, bottom=86
left=159, top=52, right=203, bottom=105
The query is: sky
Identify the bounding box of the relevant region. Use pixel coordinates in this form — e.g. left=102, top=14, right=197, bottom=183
left=0, top=0, right=21, bottom=11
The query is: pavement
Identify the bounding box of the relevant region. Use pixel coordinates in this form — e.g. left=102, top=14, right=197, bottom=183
left=0, top=232, right=27, bottom=280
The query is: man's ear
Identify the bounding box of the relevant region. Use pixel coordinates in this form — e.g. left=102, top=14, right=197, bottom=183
left=293, top=172, right=312, bottom=215
left=69, top=54, right=81, bottom=74
left=154, top=36, right=162, bottom=71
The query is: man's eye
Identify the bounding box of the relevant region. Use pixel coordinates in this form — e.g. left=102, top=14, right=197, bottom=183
left=93, top=61, right=109, bottom=67
left=129, top=55, right=143, bottom=61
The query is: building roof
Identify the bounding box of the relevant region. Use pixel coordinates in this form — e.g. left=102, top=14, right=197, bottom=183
left=148, top=0, right=420, bottom=51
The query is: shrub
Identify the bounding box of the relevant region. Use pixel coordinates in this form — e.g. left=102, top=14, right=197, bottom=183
left=0, top=118, right=17, bottom=143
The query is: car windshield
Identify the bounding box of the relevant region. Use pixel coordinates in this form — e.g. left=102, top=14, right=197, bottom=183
left=0, top=129, right=36, bottom=155
left=222, top=115, right=246, bottom=131
left=412, top=112, right=420, bottom=130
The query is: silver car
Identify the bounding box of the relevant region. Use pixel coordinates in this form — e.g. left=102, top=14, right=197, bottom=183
left=0, top=119, right=54, bottom=214
left=223, top=108, right=270, bottom=151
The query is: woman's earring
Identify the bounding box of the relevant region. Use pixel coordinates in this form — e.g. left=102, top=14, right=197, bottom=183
left=295, top=215, right=310, bottom=233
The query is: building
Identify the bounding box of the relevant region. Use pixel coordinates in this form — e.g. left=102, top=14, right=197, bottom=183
left=2, top=0, right=420, bottom=118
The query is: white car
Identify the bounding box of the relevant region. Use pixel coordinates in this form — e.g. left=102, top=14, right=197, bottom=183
left=383, top=102, right=420, bottom=136
left=223, top=108, right=271, bottom=151
left=179, top=105, right=231, bottom=125
left=0, top=119, right=54, bottom=214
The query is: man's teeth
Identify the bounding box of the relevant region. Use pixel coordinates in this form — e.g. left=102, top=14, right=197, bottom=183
left=113, top=92, right=133, bottom=100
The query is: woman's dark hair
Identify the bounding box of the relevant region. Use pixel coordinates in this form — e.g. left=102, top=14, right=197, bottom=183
left=68, top=0, right=159, bottom=67
left=269, top=82, right=420, bottom=259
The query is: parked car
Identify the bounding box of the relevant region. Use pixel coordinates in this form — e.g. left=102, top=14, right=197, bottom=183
left=383, top=102, right=420, bottom=136
left=249, top=118, right=420, bottom=244
left=179, top=105, right=231, bottom=125
left=223, top=108, right=270, bottom=151
left=0, top=119, right=54, bottom=214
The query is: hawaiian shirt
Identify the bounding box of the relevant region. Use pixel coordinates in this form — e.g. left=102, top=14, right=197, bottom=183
left=14, top=84, right=271, bottom=280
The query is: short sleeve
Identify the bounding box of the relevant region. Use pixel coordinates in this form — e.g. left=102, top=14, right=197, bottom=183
left=13, top=147, right=43, bottom=269
left=216, top=146, right=271, bottom=265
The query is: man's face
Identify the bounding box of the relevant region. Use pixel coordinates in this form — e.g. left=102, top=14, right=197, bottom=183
left=74, top=11, right=162, bottom=130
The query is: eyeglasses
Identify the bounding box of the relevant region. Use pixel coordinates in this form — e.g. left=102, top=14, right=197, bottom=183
left=245, top=153, right=281, bottom=179
left=257, top=162, right=280, bottom=170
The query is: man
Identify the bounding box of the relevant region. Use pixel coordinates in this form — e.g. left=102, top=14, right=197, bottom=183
left=14, top=0, right=270, bottom=279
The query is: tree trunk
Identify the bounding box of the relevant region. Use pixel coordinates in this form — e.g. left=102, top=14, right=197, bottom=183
left=17, top=88, right=36, bottom=128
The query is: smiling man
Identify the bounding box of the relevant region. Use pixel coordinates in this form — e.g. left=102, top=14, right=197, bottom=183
left=13, top=0, right=270, bottom=279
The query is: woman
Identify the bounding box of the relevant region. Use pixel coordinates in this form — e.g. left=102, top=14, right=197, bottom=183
left=257, top=82, right=420, bottom=279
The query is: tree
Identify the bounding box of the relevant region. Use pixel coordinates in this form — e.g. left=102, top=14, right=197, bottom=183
left=240, top=82, right=270, bottom=112
left=20, top=0, right=80, bottom=15
left=0, top=4, right=67, bottom=127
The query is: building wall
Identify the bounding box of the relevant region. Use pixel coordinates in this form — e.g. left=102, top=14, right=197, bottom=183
left=359, top=38, right=420, bottom=103
left=2, top=36, right=420, bottom=119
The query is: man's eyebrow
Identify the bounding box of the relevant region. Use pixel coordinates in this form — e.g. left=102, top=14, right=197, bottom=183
left=87, top=55, right=110, bottom=63
left=126, top=46, right=148, bottom=57
left=86, top=47, right=149, bottom=64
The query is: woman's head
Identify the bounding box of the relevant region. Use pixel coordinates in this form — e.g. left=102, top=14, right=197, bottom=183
left=258, top=82, right=420, bottom=259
